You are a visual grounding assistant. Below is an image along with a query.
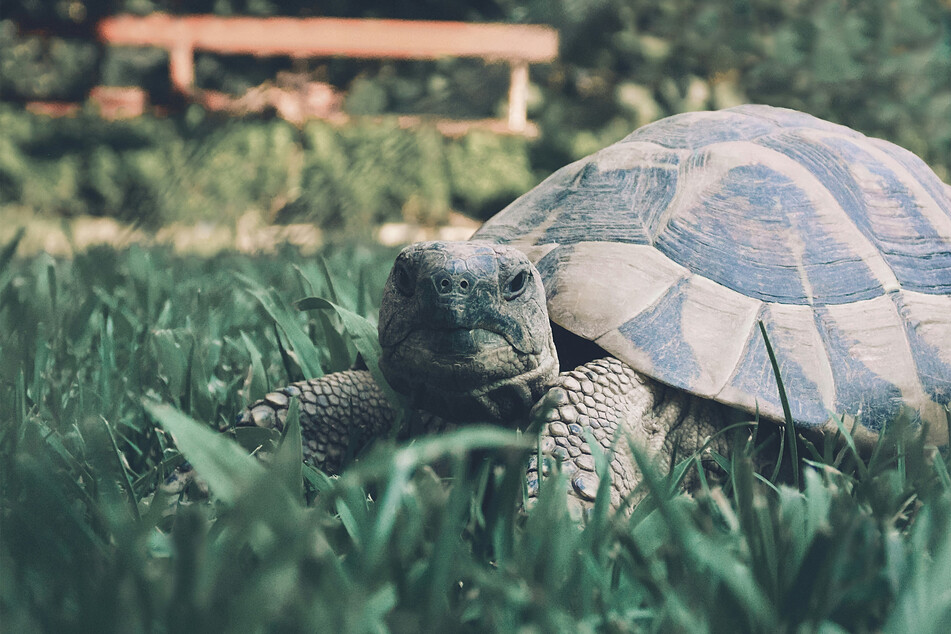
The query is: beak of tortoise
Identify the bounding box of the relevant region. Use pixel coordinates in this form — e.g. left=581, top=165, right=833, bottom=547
left=421, top=327, right=513, bottom=357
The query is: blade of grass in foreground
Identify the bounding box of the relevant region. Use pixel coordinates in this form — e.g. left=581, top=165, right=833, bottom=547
left=296, top=296, right=408, bottom=415
left=273, top=399, right=304, bottom=502
left=99, top=416, right=141, bottom=521
left=627, top=436, right=775, bottom=630
left=315, top=309, right=353, bottom=373
left=144, top=401, right=267, bottom=506
left=237, top=273, right=324, bottom=379
left=239, top=330, right=270, bottom=402
left=759, top=321, right=799, bottom=490
left=334, top=425, right=531, bottom=485
left=829, top=412, right=869, bottom=481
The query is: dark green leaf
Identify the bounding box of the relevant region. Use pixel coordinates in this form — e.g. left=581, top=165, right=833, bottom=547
left=239, top=274, right=324, bottom=379
left=296, top=296, right=407, bottom=412
left=145, top=401, right=266, bottom=505
left=273, top=399, right=304, bottom=501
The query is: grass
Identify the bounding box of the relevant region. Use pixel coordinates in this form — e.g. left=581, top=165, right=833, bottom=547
left=1, top=235, right=950, bottom=632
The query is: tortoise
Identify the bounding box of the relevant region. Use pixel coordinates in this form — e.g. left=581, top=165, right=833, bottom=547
left=242, top=104, right=951, bottom=508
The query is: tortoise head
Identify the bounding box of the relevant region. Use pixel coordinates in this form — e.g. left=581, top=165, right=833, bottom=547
left=378, top=241, right=559, bottom=424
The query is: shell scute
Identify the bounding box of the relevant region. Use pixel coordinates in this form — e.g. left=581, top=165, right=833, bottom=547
left=535, top=161, right=674, bottom=245
left=891, top=292, right=951, bottom=407
left=623, top=109, right=775, bottom=149
left=758, top=131, right=951, bottom=294
left=719, top=306, right=830, bottom=425
left=615, top=278, right=701, bottom=387
left=813, top=299, right=908, bottom=431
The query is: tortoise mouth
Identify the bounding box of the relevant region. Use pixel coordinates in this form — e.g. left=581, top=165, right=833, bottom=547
left=380, top=329, right=560, bottom=423
left=412, top=327, right=511, bottom=357
left=381, top=327, right=542, bottom=395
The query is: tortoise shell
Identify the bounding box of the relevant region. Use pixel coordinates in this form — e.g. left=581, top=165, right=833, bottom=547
left=473, top=104, right=951, bottom=445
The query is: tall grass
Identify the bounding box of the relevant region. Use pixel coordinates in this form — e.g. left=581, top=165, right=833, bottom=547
left=2, top=236, right=949, bottom=632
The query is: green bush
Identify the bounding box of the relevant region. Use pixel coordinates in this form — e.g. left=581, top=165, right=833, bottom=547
left=0, top=105, right=536, bottom=232
left=529, top=0, right=951, bottom=179
left=447, top=131, right=538, bottom=217
left=291, top=119, right=451, bottom=232
left=288, top=120, right=535, bottom=231
left=0, top=21, right=99, bottom=101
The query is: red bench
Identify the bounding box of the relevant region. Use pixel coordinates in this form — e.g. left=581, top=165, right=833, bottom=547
left=97, top=14, right=558, bottom=133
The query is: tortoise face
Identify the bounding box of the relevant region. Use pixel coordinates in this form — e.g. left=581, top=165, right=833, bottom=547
left=378, top=241, right=559, bottom=424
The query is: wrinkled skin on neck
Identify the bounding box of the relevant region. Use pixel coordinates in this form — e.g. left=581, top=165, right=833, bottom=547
left=378, top=241, right=559, bottom=424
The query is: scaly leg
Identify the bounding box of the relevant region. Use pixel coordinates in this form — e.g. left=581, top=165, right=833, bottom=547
left=237, top=369, right=445, bottom=473
left=527, top=357, right=729, bottom=510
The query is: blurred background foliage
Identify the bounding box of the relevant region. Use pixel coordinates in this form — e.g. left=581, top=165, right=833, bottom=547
left=0, top=0, right=949, bottom=235
left=0, top=104, right=534, bottom=232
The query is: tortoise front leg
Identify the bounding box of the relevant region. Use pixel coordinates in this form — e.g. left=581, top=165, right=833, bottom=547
left=165, top=371, right=440, bottom=501
left=239, top=370, right=402, bottom=474
left=528, top=357, right=729, bottom=511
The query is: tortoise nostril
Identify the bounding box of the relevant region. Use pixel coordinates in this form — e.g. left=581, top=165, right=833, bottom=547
left=440, top=278, right=451, bottom=290
left=460, top=279, right=469, bottom=290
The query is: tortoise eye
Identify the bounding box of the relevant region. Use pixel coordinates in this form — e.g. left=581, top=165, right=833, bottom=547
left=504, top=269, right=529, bottom=300
left=393, top=263, right=415, bottom=296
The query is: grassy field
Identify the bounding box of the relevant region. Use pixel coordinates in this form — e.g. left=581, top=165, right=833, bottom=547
left=2, top=235, right=950, bottom=632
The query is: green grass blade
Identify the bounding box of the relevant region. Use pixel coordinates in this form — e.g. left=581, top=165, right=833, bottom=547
left=233, top=426, right=279, bottom=454
left=339, top=426, right=529, bottom=484
left=99, top=416, right=141, bottom=521
left=46, top=260, right=57, bottom=314
left=365, top=458, right=414, bottom=564
left=316, top=257, right=341, bottom=305
left=425, top=457, right=469, bottom=625
left=272, top=321, right=304, bottom=383
left=585, top=428, right=614, bottom=525
left=14, top=366, right=27, bottom=428
left=335, top=494, right=366, bottom=549
left=296, top=296, right=407, bottom=412
left=291, top=263, right=316, bottom=297
left=239, top=330, right=269, bottom=402
left=883, top=501, right=951, bottom=633
left=932, top=452, right=951, bottom=491
left=627, top=437, right=774, bottom=629
left=759, top=320, right=799, bottom=489
left=829, top=412, right=868, bottom=480
left=302, top=463, right=335, bottom=495
left=361, top=585, right=398, bottom=633
left=356, top=264, right=370, bottom=317
left=768, top=423, right=787, bottom=484
left=152, top=330, right=187, bottom=398
left=273, top=399, right=304, bottom=502
left=238, top=273, right=324, bottom=379
left=144, top=401, right=266, bottom=505
left=316, top=310, right=353, bottom=373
